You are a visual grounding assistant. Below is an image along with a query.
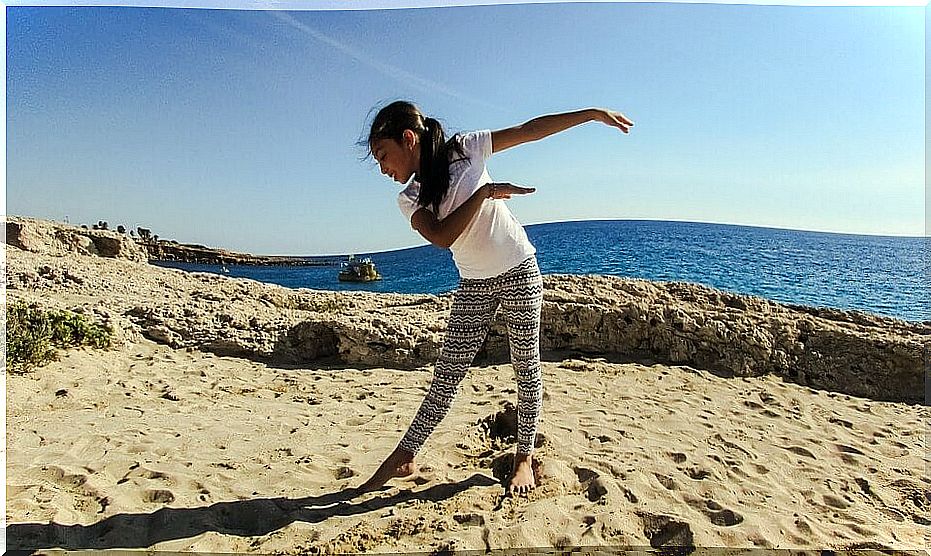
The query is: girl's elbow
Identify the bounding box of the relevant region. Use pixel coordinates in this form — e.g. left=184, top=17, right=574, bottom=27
left=432, top=230, right=454, bottom=249
left=419, top=226, right=451, bottom=249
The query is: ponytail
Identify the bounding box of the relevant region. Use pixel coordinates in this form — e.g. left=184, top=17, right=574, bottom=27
left=417, top=117, right=466, bottom=214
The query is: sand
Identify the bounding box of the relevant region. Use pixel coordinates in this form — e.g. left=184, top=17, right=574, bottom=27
left=6, top=337, right=929, bottom=553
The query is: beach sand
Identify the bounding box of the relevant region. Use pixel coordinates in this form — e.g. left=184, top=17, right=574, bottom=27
left=7, top=336, right=928, bottom=553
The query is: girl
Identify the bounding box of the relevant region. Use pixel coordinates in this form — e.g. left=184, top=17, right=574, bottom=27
left=360, top=101, right=632, bottom=495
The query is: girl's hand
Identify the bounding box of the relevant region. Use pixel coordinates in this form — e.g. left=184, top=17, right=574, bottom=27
left=595, top=109, right=634, bottom=134
left=486, top=182, right=536, bottom=199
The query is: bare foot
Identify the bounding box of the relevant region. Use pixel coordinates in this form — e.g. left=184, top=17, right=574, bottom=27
left=508, top=453, right=536, bottom=495
left=357, top=447, right=416, bottom=493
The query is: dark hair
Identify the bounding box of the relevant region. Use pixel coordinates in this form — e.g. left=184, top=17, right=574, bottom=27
left=365, top=100, right=467, bottom=214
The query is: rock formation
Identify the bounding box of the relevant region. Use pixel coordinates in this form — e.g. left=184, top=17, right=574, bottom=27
left=6, top=216, right=929, bottom=404
left=144, top=240, right=339, bottom=267
left=7, top=216, right=148, bottom=262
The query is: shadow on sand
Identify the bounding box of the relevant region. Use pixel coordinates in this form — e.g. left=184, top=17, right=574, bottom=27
left=6, top=473, right=499, bottom=553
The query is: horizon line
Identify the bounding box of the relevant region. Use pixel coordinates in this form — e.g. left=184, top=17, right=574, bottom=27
left=242, top=217, right=931, bottom=257
left=9, top=215, right=926, bottom=258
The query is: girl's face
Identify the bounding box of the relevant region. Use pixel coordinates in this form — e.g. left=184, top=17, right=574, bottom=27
left=371, top=130, right=420, bottom=185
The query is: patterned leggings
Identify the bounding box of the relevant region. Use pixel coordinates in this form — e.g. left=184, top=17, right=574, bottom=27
left=398, top=256, right=544, bottom=456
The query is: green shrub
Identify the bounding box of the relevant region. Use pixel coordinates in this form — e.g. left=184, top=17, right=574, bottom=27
left=6, top=301, right=113, bottom=374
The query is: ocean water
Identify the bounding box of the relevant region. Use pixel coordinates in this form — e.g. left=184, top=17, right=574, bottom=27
left=153, top=220, right=930, bottom=323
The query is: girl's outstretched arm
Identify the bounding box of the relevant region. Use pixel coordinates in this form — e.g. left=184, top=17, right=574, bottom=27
left=491, top=108, right=633, bottom=154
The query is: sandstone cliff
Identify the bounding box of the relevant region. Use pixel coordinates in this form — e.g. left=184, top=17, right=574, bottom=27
left=7, top=216, right=148, bottom=262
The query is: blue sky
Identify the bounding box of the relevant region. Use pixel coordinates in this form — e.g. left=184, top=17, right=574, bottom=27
left=5, top=2, right=926, bottom=255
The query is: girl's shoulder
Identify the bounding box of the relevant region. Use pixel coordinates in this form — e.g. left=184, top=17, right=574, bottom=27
left=454, top=129, right=492, bottom=160
left=454, top=129, right=488, bottom=143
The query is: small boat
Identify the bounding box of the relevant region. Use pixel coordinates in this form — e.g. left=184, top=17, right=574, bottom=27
left=221, top=265, right=230, bottom=274
left=338, top=255, right=382, bottom=282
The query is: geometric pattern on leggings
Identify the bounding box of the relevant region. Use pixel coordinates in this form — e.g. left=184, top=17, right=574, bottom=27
left=398, top=256, right=544, bottom=456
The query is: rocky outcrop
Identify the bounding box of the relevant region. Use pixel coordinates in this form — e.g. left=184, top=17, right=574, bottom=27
left=534, top=277, right=929, bottom=404
left=6, top=216, right=148, bottom=262
left=4, top=216, right=336, bottom=266
left=6, top=217, right=929, bottom=403
left=145, top=240, right=341, bottom=266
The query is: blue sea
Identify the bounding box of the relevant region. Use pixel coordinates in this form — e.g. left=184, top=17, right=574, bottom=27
left=153, top=220, right=930, bottom=323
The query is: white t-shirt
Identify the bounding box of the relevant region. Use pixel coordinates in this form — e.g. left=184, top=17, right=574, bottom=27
left=397, top=129, right=536, bottom=279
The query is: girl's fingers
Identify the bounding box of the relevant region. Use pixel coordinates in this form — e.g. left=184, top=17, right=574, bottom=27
left=488, top=182, right=535, bottom=199
left=603, top=110, right=633, bottom=133
left=490, top=183, right=534, bottom=191
left=608, top=110, right=633, bottom=125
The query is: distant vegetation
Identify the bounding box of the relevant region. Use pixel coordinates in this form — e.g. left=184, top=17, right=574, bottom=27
left=83, top=220, right=164, bottom=244
left=6, top=301, right=113, bottom=374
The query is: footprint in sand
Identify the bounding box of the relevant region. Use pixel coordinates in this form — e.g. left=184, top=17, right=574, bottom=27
left=702, top=500, right=744, bottom=527
left=477, top=405, right=545, bottom=449
left=822, top=493, right=851, bottom=510
left=581, top=430, right=612, bottom=445
left=835, top=444, right=865, bottom=456
left=887, top=478, right=931, bottom=520
left=126, top=466, right=173, bottom=483
left=346, top=417, right=371, bottom=426
left=794, top=516, right=814, bottom=535
left=781, top=445, right=817, bottom=460
left=853, top=477, right=881, bottom=500
left=573, top=466, right=598, bottom=483
left=40, top=465, right=87, bottom=489
left=639, top=513, right=694, bottom=548
left=684, top=495, right=744, bottom=527
left=667, top=452, right=687, bottom=464
left=751, top=463, right=770, bottom=475
left=710, top=433, right=754, bottom=459
left=726, top=465, right=751, bottom=480
left=684, top=466, right=712, bottom=480
left=839, top=453, right=861, bottom=466
left=39, top=465, right=104, bottom=506
left=143, top=489, right=175, bottom=504
left=828, top=416, right=854, bottom=429
left=653, top=473, right=677, bottom=491
left=569, top=466, right=609, bottom=502
left=586, top=477, right=609, bottom=502
left=757, top=392, right=779, bottom=406
left=192, top=481, right=212, bottom=503
left=335, top=466, right=356, bottom=480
